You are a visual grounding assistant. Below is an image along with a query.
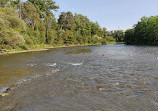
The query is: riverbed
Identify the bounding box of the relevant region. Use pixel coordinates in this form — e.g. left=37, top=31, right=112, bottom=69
left=0, top=44, right=158, bottom=111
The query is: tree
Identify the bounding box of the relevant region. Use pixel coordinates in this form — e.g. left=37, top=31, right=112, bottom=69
left=63, top=30, right=76, bottom=44
left=11, top=0, right=22, bottom=18
left=91, top=22, right=103, bottom=37
left=74, top=14, right=91, bottom=43
left=124, top=16, right=158, bottom=45
left=58, top=12, right=77, bottom=44
left=0, top=0, right=10, bottom=7
left=22, top=1, right=40, bottom=28
left=28, top=0, right=59, bottom=43
left=0, top=0, right=113, bottom=50
left=103, top=27, right=108, bottom=38
left=112, top=30, right=124, bottom=42
left=58, top=12, right=76, bottom=30
left=124, top=29, right=134, bottom=45
left=0, top=6, right=26, bottom=49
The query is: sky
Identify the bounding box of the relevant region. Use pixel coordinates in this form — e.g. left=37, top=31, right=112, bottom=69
left=22, top=0, right=158, bottom=31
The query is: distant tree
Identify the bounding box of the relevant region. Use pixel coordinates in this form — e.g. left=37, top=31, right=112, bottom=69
left=103, top=27, right=108, bottom=38
left=91, top=22, right=103, bottom=37
left=124, top=16, right=158, bottom=45
left=124, top=29, right=134, bottom=44
left=112, top=30, right=124, bottom=42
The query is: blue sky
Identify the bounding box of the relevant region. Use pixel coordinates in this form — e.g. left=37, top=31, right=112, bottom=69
left=22, top=0, right=158, bottom=30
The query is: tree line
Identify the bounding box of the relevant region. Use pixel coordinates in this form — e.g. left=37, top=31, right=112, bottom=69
left=0, top=0, right=115, bottom=50
left=124, top=16, right=158, bottom=45
left=111, top=30, right=124, bottom=42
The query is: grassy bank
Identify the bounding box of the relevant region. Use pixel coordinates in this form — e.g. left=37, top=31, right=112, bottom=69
left=0, top=42, right=116, bottom=55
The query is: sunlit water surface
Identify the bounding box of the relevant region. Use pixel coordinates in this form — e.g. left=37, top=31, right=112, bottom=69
left=0, top=44, right=158, bottom=111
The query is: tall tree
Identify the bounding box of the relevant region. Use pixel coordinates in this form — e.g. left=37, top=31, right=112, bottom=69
left=11, top=0, right=22, bottom=19
left=58, top=12, right=76, bottom=30
left=124, top=16, right=158, bottom=45
left=22, top=1, right=40, bottom=28
left=28, top=0, right=59, bottom=43
left=74, top=14, right=92, bottom=43
left=103, top=27, right=108, bottom=38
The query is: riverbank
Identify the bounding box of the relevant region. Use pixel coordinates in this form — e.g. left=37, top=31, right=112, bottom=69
left=0, top=45, right=84, bottom=55
left=0, top=48, right=49, bottom=55
left=0, top=42, right=116, bottom=55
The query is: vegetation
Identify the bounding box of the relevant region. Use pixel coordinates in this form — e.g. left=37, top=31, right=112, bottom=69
left=124, top=16, right=158, bottom=45
left=112, top=30, right=124, bottom=42
left=0, top=0, right=115, bottom=51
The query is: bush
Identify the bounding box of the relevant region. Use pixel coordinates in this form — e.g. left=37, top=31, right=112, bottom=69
left=19, top=44, right=28, bottom=50
left=24, top=35, right=34, bottom=45
left=106, top=36, right=115, bottom=42
left=100, top=38, right=107, bottom=45
left=0, top=6, right=26, bottom=49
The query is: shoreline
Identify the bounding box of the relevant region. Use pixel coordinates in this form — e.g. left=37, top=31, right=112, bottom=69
left=0, top=44, right=111, bottom=56
left=0, top=42, right=116, bottom=55
left=0, top=45, right=86, bottom=55
left=0, top=48, right=49, bottom=55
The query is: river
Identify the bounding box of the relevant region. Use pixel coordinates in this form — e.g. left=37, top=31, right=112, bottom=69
left=0, top=44, right=158, bottom=111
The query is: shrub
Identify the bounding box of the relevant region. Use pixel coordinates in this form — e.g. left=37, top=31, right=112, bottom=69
left=19, top=44, right=28, bottom=50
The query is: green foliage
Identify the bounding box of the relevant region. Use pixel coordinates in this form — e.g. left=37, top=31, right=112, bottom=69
left=1, top=29, right=25, bottom=48
left=124, top=16, right=158, bottom=45
left=112, top=30, right=124, bottom=42
left=58, top=12, right=76, bottom=30
left=124, top=29, right=134, bottom=44
left=19, top=44, right=28, bottom=50
left=28, top=0, right=59, bottom=18
left=63, top=30, right=76, bottom=45
left=0, top=0, right=11, bottom=7
left=0, top=0, right=114, bottom=51
left=74, top=14, right=92, bottom=38
left=106, top=36, right=116, bottom=42
left=23, top=35, right=33, bottom=45
left=100, top=38, right=107, bottom=45
left=91, top=22, right=103, bottom=37
left=103, top=27, right=108, bottom=38
left=0, top=6, right=25, bottom=49
left=22, top=1, right=40, bottom=26
left=57, top=12, right=113, bottom=45
left=28, top=0, right=59, bottom=43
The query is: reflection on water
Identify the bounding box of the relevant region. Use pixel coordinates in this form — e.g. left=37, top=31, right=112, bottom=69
left=0, top=45, right=158, bottom=111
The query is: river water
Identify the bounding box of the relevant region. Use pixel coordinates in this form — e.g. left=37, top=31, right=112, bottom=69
left=0, top=44, right=158, bottom=111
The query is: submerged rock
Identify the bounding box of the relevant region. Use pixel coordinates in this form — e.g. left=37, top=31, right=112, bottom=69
left=1, top=93, right=9, bottom=97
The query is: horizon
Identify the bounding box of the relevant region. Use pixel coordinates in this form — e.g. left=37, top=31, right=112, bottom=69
left=22, top=0, right=158, bottom=31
